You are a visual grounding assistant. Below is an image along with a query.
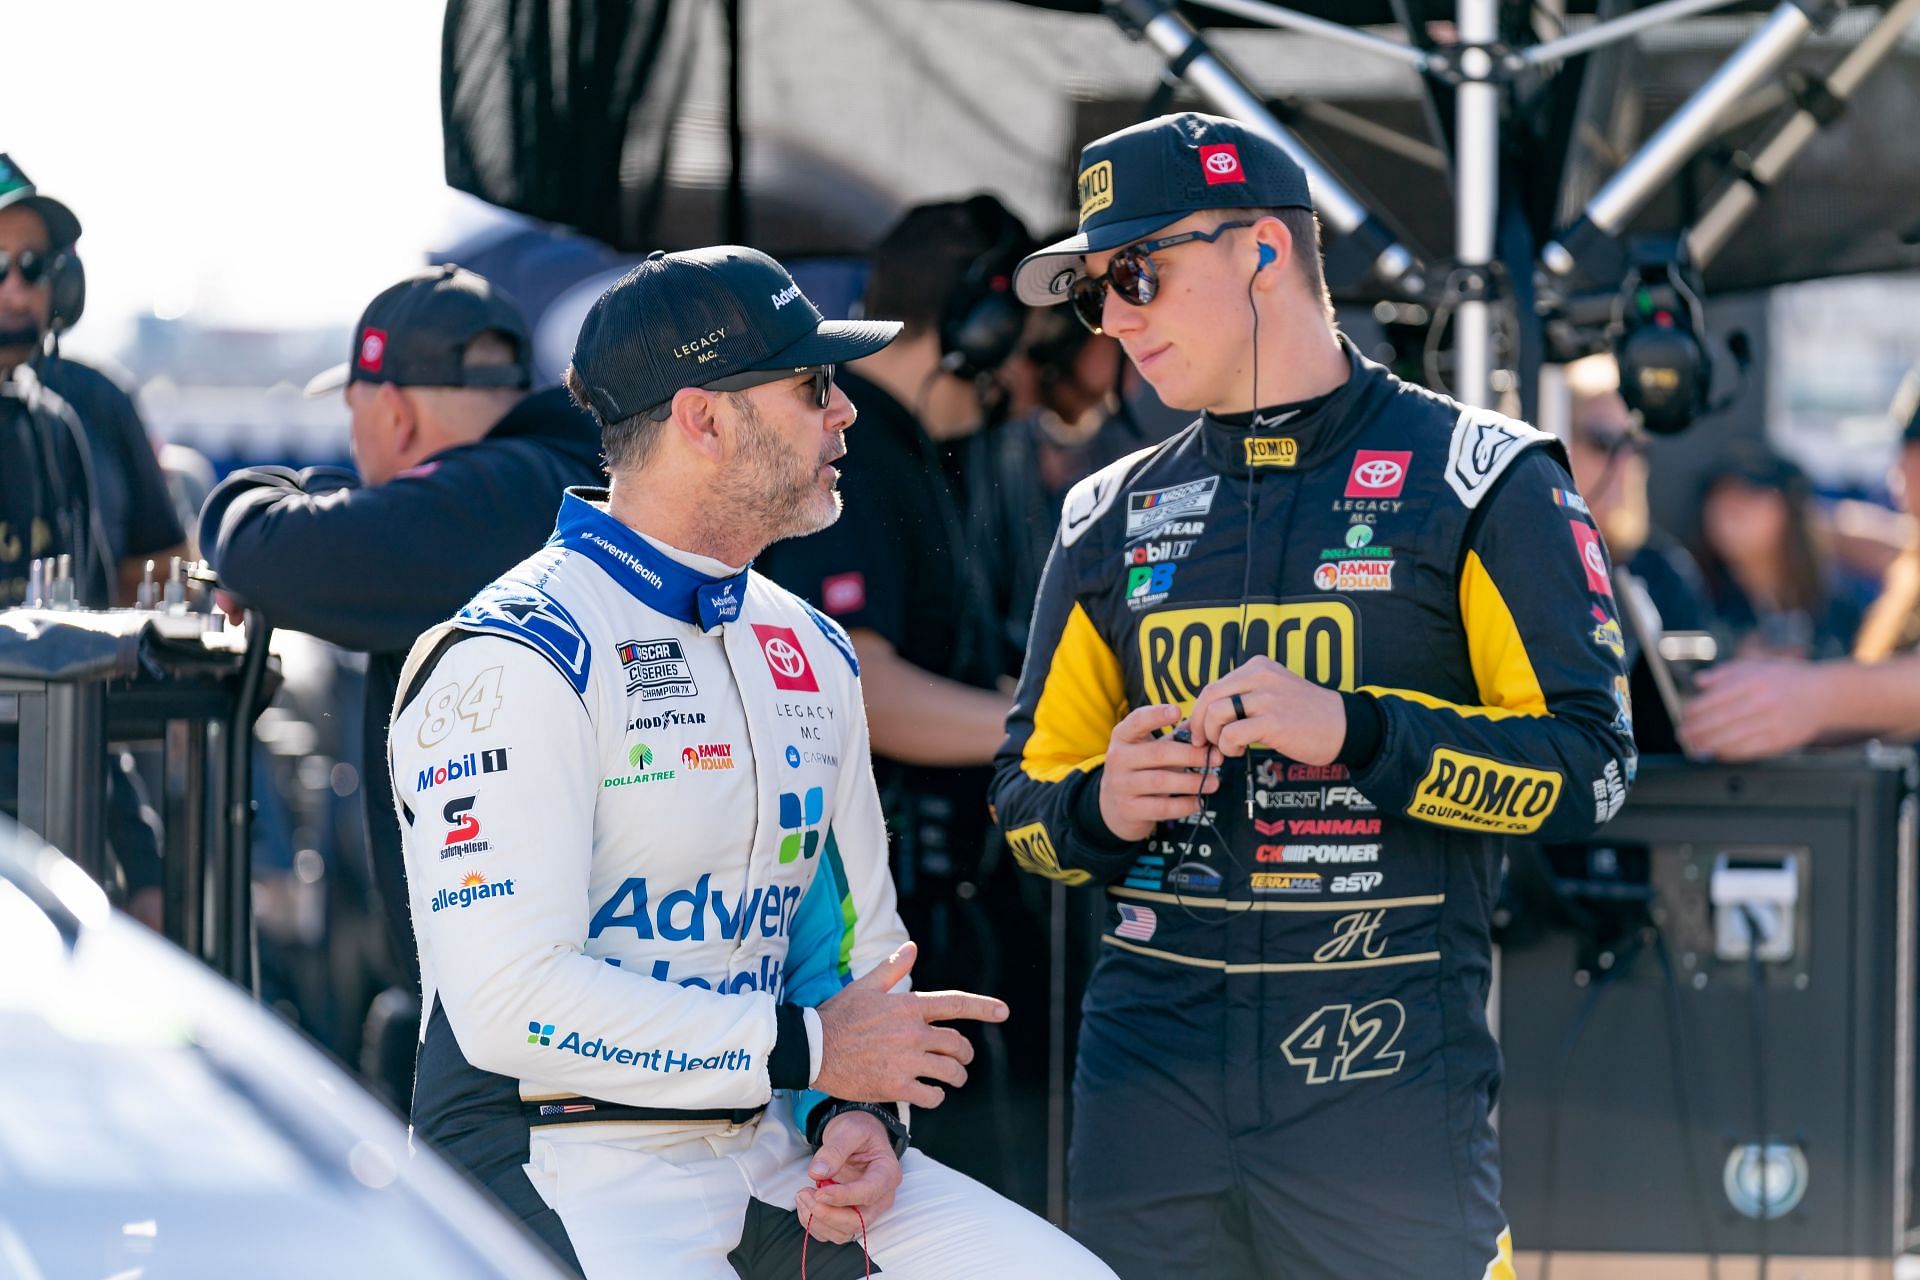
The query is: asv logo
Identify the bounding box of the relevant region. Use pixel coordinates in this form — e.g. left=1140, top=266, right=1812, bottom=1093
left=1331, top=872, right=1385, bottom=894
left=752, top=624, right=818, bottom=693
left=779, top=786, right=824, bottom=863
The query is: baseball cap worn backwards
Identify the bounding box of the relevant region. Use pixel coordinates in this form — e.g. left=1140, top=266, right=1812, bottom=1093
left=304, top=264, right=532, bottom=398
left=1011, top=111, right=1314, bottom=307
left=568, top=245, right=902, bottom=423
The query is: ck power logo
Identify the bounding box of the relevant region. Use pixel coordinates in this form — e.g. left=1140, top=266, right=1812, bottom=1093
left=1139, top=602, right=1357, bottom=710
left=778, top=786, right=824, bottom=863
left=1245, top=437, right=1298, bottom=467
left=1408, top=748, right=1562, bottom=834
left=1077, top=159, right=1114, bottom=222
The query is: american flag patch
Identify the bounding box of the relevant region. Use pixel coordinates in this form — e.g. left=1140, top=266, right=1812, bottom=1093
left=1115, top=904, right=1157, bottom=942
left=538, top=1103, right=597, bottom=1117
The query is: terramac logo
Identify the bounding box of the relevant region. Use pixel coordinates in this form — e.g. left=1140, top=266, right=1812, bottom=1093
left=1137, top=602, right=1357, bottom=710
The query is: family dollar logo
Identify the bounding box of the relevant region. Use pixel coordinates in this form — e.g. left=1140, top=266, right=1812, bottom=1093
left=1138, top=602, right=1357, bottom=711
left=779, top=786, right=824, bottom=864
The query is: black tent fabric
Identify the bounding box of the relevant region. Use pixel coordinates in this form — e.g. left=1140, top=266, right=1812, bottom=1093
left=440, top=0, right=1920, bottom=295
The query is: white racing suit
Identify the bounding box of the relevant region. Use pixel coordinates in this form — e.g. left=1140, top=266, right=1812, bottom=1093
left=391, top=490, right=1111, bottom=1279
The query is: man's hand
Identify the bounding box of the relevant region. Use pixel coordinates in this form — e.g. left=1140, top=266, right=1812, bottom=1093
left=794, top=1110, right=902, bottom=1244
left=813, top=942, right=1007, bottom=1109
left=1098, top=704, right=1221, bottom=842
left=1188, top=655, right=1347, bottom=765
left=1679, top=660, right=1831, bottom=761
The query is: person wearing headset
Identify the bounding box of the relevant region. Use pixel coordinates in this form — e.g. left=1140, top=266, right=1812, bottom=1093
left=0, top=157, right=187, bottom=607
left=991, top=113, right=1636, bottom=1280
left=756, top=195, right=1049, bottom=1204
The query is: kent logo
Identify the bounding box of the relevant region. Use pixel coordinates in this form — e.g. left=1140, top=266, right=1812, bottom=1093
left=779, top=787, right=824, bottom=863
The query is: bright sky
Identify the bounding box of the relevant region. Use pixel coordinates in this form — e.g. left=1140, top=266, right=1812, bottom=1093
left=0, top=0, right=459, bottom=359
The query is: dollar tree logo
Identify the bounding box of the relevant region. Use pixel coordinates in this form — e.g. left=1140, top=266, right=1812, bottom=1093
left=528, top=1021, right=554, bottom=1046
left=1346, top=524, right=1372, bottom=549
left=779, top=787, right=825, bottom=864
left=629, top=743, right=653, bottom=768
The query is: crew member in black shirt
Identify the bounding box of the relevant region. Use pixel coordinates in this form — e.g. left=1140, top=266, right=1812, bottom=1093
left=202, top=266, right=606, bottom=1015
left=758, top=195, right=1046, bottom=1205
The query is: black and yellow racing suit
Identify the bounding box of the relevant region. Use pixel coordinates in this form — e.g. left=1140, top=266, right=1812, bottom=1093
left=990, top=342, right=1636, bottom=1280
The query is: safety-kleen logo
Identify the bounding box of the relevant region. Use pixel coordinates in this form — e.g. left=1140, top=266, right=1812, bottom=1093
left=1138, top=602, right=1356, bottom=710
left=1077, top=161, right=1114, bottom=223
left=1408, top=748, right=1561, bottom=834
left=1245, top=437, right=1298, bottom=467
left=1006, top=822, right=1091, bottom=886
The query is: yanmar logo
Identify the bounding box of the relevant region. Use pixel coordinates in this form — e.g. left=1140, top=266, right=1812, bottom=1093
left=1138, top=601, right=1356, bottom=710
left=1409, top=748, right=1562, bottom=834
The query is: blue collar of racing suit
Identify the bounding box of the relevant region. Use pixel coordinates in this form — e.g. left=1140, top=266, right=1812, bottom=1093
left=548, top=488, right=751, bottom=631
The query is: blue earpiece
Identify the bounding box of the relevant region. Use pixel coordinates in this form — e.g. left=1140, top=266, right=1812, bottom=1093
left=1257, top=243, right=1277, bottom=270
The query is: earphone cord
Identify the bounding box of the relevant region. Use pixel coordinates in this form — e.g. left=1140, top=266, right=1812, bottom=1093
left=1170, top=259, right=1267, bottom=927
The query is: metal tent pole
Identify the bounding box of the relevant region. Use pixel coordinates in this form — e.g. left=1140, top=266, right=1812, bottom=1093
left=1690, top=0, right=1920, bottom=269
left=1454, top=0, right=1502, bottom=409
left=1542, top=1, right=1832, bottom=279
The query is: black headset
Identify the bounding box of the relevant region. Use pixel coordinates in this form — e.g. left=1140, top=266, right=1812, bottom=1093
left=936, top=195, right=1034, bottom=382
left=47, top=249, right=84, bottom=334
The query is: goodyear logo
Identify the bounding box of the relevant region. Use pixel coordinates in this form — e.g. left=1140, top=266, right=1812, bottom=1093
left=1138, top=602, right=1356, bottom=710
left=1006, top=821, right=1090, bottom=886
left=1078, top=160, right=1114, bottom=223
left=1408, top=748, right=1561, bottom=834
left=1245, top=437, right=1298, bottom=467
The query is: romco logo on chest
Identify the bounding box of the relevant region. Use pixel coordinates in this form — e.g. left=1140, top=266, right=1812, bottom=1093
left=1138, top=602, right=1357, bottom=709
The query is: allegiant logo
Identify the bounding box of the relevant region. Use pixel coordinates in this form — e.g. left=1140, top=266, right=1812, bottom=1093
left=431, top=872, right=516, bottom=912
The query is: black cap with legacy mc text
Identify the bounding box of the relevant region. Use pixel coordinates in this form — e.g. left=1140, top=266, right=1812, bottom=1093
left=568, top=246, right=902, bottom=423
left=304, top=264, right=532, bottom=398
left=1011, top=112, right=1314, bottom=307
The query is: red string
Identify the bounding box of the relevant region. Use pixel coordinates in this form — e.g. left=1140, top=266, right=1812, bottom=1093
left=799, top=1178, right=870, bottom=1279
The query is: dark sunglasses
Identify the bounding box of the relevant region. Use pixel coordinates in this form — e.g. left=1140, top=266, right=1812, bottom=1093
left=647, top=364, right=835, bottom=421
left=1069, top=220, right=1255, bottom=335
left=0, top=249, right=51, bottom=287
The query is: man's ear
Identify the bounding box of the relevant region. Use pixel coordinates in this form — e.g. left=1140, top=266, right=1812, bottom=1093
left=1251, top=216, right=1292, bottom=290
left=380, top=382, right=420, bottom=456
left=666, top=387, right=727, bottom=463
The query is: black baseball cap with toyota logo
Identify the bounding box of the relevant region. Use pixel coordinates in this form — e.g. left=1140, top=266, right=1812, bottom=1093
left=1011, top=111, right=1314, bottom=307
left=304, top=264, right=533, bottom=398
left=567, top=245, right=901, bottom=423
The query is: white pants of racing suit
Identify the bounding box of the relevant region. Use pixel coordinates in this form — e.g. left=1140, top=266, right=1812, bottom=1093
left=523, top=1107, right=1117, bottom=1279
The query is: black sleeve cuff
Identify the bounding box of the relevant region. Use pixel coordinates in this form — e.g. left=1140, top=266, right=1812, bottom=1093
left=1335, top=691, right=1385, bottom=770
left=1069, top=766, right=1141, bottom=856
left=806, top=1100, right=911, bottom=1157
left=768, top=1004, right=812, bottom=1091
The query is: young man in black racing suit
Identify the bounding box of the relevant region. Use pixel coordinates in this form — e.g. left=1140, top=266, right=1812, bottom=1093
left=990, top=112, right=1637, bottom=1280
